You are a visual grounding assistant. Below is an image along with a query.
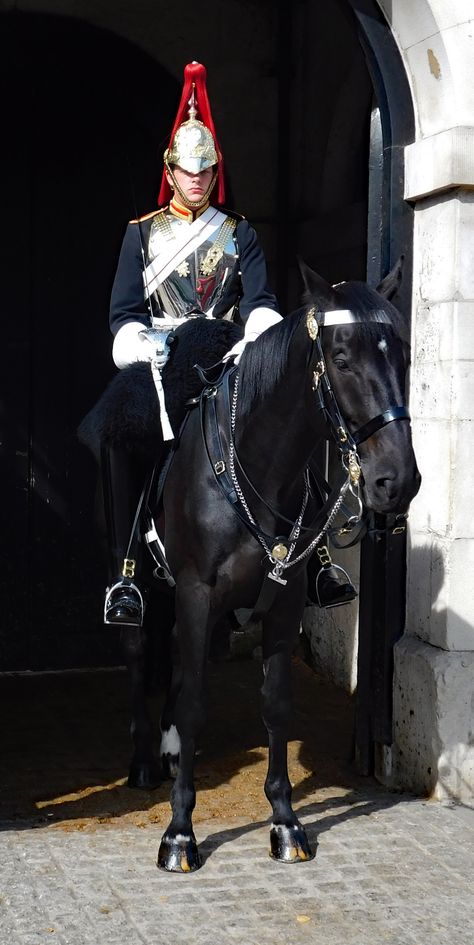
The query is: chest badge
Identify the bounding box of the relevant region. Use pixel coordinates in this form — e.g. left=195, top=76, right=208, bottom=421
left=201, top=245, right=224, bottom=276
left=176, top=260, right=190, bottom=277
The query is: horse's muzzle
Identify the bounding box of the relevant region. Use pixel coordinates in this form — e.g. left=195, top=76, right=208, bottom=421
left=359, top=429, right=421, bottom=513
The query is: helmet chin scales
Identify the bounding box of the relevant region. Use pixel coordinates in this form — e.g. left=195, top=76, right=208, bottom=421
left=166, top=164, right=217, bottom=210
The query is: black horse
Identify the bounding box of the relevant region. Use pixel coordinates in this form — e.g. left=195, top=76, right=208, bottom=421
left=117, top=261, right=420, bottom=872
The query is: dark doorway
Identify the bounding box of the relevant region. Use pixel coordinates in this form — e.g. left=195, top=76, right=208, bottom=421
left=1, top=12, right=178, bottom=670
left=1, top=2, right=412, bottom=680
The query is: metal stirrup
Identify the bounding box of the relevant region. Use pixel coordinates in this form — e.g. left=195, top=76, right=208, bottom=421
left=104, top=581, right=144, bottom=625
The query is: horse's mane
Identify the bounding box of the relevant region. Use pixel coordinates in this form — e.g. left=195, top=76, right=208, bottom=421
left=237, top=281, right=408, bottom=419
left=237, top=310, right=301, bottom=419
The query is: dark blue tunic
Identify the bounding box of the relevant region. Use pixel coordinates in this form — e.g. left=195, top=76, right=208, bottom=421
left=110, top=208, right=278, bottom=336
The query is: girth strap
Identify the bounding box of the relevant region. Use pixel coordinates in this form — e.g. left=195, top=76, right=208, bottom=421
left=142, top=409, right=196, bottom=585
left=201, top=373, right=239, bottom=507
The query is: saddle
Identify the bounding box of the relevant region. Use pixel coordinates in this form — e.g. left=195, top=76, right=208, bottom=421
left=78, top=318, right=243, bottom=460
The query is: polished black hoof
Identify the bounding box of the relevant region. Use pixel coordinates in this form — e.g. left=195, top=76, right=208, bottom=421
left=310, top=566, right=358, bottom=609
left=104, top=581, right=144, bottom=627
left=157, top=833, right=201, bottom=873
left=127, top=761, right=161, bottom=790
left=269, top=823, right=314, bottom=863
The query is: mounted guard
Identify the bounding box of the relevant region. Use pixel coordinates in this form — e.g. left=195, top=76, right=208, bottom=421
left=96, top=60, right=356, bottom=628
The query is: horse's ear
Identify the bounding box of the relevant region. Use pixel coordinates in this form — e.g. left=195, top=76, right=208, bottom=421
left=376, top=255, right=404, bottom=300
left=298, top=258, right=338, bottom=309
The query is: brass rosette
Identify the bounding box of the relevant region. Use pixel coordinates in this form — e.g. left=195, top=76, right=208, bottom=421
left=306, top=307, right=319, bottom=340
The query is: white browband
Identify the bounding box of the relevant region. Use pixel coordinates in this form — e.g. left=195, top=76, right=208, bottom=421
left=322, top=309, right=356, bottom=326
left=322, top=309, right=390, bottom=326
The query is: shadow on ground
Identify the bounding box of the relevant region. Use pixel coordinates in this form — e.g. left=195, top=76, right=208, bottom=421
left=0, top=656, right=394, bottom=832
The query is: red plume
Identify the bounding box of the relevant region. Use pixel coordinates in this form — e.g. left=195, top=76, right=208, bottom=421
left=158, top=61, right=225, bottom=206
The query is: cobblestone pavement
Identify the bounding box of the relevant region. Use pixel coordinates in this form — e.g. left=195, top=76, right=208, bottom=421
left=1, top=664, right=473, bottom=944
left=2, top=791, right=473, bottom=944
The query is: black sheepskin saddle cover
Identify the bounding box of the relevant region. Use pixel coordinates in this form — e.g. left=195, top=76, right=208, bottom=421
left=78, top=318, right=242, bottom=460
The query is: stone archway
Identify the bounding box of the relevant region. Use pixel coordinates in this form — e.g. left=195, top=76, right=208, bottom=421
left=372, top=0, right=474, bottom=804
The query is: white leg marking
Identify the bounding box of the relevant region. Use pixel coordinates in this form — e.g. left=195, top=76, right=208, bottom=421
left=160, top=724, right=181, bottom=758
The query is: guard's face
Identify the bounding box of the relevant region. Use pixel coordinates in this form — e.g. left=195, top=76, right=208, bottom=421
left=167, top=165, right=215, bottom=203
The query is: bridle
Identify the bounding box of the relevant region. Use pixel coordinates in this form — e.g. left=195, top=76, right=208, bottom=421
left=301, top=305, right=411, bottom=551
left=306, top=305, right=410, bottom=478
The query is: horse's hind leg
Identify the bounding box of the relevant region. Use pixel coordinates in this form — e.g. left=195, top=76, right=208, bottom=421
left=121, top=626, right=161, bottom=789
left=261, top=593, right=314, bottom=863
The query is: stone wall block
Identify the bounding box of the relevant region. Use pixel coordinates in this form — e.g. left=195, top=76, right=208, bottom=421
left=408, top=535, right=474, bottom=652
left=457, top=191, right=474, bottom=298
left=452, top=301, right=474, bottom=362
left=302, top=541, right=360, bottom=695
left=410, top=358, right=454, bottom=419
left=302, top=601, right=359, bottom=694
left=452, top=420, right=474, bottom=539
left=408, top=420, right=451, bottom=535
left=442, top=26, right=474, bottom=126
left=414, top=196, right=460, bottom=302
left=405, top=127, right=474, bottom=201
left=386, top=635, right=474, bottom=805
left=407, top=536, right=450, bottom=648
left=414, top=193, right=474, bottom=302
left=403, top=25, right=474, bottom=137
left=381, top=0, right=473, bottom=51
left=413, top=301, right=453, bottom=363
left=452, top=361, right=474, bottom=420
left=405, top=34, right=455, bottom=138
left=446, top=539, right=474, bottom=648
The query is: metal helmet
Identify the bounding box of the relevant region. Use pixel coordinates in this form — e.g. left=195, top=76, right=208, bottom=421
left=158, top=61, right=225, bottom=206
left=164, top=90, right=218, bottom=174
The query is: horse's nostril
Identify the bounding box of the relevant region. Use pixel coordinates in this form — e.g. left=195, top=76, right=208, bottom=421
left=368, top=464, right=420, bottom=512
left=376, top=472, right=398, bottom=490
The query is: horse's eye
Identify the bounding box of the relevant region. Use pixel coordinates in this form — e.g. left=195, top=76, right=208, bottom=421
left=333, top=357, right=350, bottom=372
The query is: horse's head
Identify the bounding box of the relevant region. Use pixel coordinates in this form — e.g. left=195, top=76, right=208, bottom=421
left=301, top=259, right=421, bottom=514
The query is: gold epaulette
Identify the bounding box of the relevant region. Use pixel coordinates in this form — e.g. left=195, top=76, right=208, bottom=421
left=129, top=207, right=167, bottom=225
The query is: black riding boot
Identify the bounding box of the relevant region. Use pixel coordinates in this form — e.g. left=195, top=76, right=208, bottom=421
left=306, top=542, right=357, bottom=608
left=101, top=445, right=148, bottom=628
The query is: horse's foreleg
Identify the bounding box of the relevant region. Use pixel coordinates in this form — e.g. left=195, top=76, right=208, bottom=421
left=157, top=582, right=211, bottom=873
left=262, top=595, right=314, bottom=863
left=160, top=642, right=182, bottom=779
left=121, top=626, right=161, bottom=790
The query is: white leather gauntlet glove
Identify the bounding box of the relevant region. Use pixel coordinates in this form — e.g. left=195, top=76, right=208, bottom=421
left=112, top=322, right=169, bottom=369
left=224, top=308, right=282, bottom=365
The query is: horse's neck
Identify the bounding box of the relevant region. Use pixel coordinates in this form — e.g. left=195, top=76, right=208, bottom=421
left=235, top=335, right=320, bottom=503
